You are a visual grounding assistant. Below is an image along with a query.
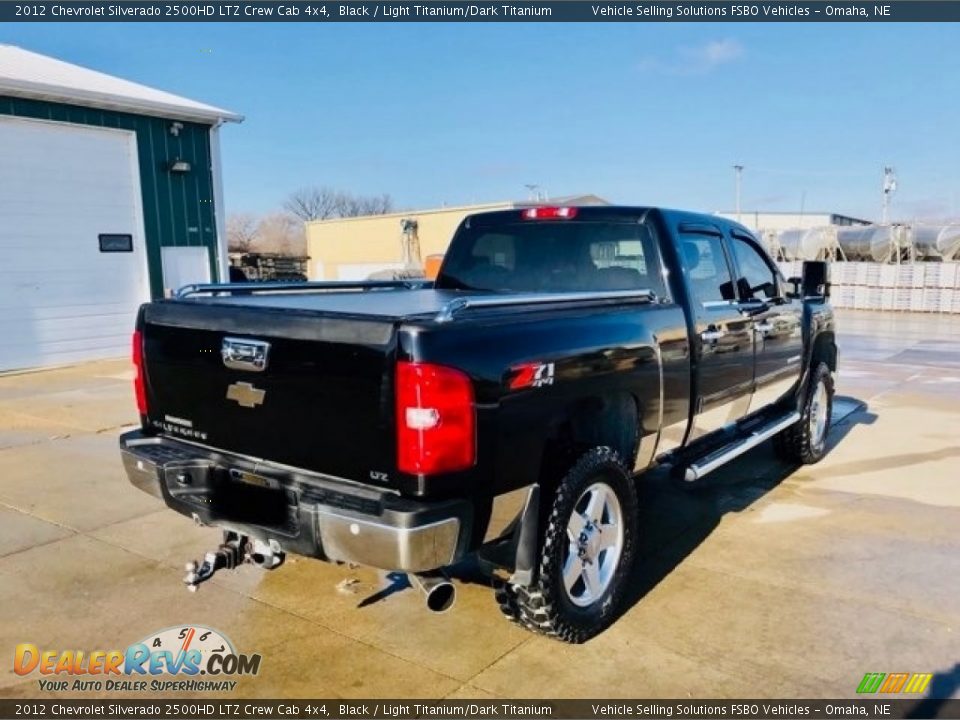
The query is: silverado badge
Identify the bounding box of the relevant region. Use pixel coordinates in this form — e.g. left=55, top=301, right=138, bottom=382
left=226, top=382, right=266, bottom=408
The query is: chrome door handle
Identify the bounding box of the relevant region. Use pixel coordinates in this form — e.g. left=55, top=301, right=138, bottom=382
left=701, top=329, right=726, bottom=342
left=222, top=337, right=271, bottom=372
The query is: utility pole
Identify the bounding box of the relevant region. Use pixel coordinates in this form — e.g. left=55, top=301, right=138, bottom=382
left=881, top=166, right=897, bottom=224
left=733, top=165, right=744, bottom=222
left=399, top=218, right=421, bottom=270
left=524, top=184, right=540, bottom=202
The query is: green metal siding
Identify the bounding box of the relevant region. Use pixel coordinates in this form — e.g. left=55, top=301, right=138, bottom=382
left=0, top=96, right=221, bottom=298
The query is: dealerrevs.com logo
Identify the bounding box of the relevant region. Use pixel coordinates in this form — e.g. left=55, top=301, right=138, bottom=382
left=14, top=625, right=261, bottom=693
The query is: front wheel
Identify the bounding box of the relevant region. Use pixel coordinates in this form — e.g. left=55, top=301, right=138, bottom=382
left=505, top=447, right=638, bottom=643
left=774, top=362, right=834, bottom=464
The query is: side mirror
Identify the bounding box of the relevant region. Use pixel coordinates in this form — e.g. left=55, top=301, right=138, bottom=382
left=801, top=261, right=830, bottom=298
left=757, top=281, right=777, bottom=299
left=786, top=276, right=802, bottom=300
left=739, top=297, right=769, bottom=316
left=719, top=280, right=736, bottom=301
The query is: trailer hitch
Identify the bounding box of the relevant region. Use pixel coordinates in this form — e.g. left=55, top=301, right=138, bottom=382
left=183, top=531, right=285, bottom=592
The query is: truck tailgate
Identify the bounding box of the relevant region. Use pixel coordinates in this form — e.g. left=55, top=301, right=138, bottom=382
left=140, top=300, right=398, bottom=488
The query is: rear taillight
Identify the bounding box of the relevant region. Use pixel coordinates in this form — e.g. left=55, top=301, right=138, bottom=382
left=132, top=330, right=147, bottom=416
left=396, top=361, right=475, bottom=475
left=520, top=206, right=578, bottom=220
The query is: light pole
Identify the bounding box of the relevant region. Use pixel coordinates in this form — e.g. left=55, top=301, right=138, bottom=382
left=733, top=165, right=744, bottom=222
left=881, top=167, right=897, bottom=224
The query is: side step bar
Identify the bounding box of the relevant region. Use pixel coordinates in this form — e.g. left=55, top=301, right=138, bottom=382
left=684, top=412, right=801, bottom=482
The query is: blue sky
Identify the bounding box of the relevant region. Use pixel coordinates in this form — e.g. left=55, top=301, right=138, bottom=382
left=3, top=22, right=958, bottom=221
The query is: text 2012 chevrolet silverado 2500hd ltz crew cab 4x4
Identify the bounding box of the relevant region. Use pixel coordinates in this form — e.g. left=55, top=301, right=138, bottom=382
left=120, top=206, right=836, bottom=642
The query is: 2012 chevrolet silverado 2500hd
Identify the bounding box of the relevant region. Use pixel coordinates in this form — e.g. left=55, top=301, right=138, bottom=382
left=120, top=205, right=836, bottom=642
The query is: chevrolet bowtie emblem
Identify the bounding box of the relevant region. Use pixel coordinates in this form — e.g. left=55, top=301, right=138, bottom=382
left=226, top=381, right=266, bottom=408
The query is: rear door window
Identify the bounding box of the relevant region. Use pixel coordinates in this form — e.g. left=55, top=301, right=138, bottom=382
left=676, top=235, right=737, bottom=305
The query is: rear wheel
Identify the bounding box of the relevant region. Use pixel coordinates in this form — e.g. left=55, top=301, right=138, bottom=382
left=774, top=362, right=834, bottom=464
left=502, top=447, right=638, bottom=643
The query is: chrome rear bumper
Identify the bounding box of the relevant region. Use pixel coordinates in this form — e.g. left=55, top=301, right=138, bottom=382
left=119, top=431, right=469, bottom=573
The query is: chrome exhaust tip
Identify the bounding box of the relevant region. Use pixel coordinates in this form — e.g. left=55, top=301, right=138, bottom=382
left=410, top=573, right=456, bottom=613
left=425, top=581, right=456, bottom=613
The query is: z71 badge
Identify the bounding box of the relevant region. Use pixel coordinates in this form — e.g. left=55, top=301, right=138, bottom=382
left=508, top=362, right=555, bottom=390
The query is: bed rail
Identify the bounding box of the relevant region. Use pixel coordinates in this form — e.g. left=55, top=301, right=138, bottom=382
left=176, top=279, right=431, bottom=299
left=434, top=289, right=656, bottom=323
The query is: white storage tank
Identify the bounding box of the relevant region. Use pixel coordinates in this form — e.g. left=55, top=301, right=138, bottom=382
left=776, top=226, right=836, bottom=261
left=909, top=225, right=960, bottom=261
left=837, top=225, right=911, bottom=263
left=758, top=229, right=782, bottom=260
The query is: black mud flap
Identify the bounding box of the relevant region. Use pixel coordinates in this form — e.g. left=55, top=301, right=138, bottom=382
left=509, top=484, right=541, bottom=587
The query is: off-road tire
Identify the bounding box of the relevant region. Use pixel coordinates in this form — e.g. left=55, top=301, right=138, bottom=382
left=774, top=362, right=834, bottom=464
left=493, top=577, right=522, bottom=624
left=500, top=447, right=638, bottom=643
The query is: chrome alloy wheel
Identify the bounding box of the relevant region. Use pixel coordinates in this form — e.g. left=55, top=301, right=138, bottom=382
left=809, top=378, right=830, bottom=451
left=562, top=482, right=624, bottom=608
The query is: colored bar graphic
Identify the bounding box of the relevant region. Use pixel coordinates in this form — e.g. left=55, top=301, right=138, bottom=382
left=857, top=673, right=886, bottom=694
left=857, top=672, right=932, bottom=694
left=904, top=673, right=933, bottom=694
left=879, top=672, right=910, bottom=693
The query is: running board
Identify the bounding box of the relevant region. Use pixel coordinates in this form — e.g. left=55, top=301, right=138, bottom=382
left=684, top=412, right=801, bottom=482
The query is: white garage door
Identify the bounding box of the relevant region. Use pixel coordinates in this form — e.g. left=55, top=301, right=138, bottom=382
left=0, top=117, right=150, bottom=372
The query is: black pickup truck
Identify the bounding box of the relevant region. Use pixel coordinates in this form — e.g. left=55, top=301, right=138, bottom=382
left=120, top=205, right=836, bottom=643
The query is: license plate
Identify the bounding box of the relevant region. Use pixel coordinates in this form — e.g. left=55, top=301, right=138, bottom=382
left=229, top=468, right=278, bottom=490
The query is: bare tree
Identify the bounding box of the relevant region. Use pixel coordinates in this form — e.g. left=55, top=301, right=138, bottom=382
left=283, top=187, right=344, bottom=222
left=226, top=213, right=259, bottom=253
left=252, top=212, right=307, bottom=256
left=338, top=192, right=394, bottom=217
left=285, top=186, right=395, bottom=221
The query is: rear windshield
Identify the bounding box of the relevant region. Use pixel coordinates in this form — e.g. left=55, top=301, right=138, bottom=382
left=436, top=220, right=667, bottom=297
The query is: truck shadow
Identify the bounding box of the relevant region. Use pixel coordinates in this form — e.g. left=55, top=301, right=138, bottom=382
left=620, top=394, right=874, bottom=617
left=905, top=662, right=960, bottom=712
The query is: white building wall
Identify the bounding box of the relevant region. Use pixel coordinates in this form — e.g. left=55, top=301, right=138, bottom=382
left=717, top=212, right=835, bottom=233
left=0, top=116, right=150, bottom=372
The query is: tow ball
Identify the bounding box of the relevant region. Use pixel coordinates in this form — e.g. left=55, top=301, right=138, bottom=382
left=183, top=531, right=285, bottom=592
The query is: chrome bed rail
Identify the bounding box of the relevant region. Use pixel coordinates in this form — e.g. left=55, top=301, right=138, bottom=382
left=434, top=289, right=656, bottom=323
left=176, top=279, right=432, bottom=299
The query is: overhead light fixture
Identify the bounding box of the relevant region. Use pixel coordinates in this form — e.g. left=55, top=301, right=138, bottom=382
left=169, top=159, right=191, bottom=173
left=169, top=122, right=183, bottom=136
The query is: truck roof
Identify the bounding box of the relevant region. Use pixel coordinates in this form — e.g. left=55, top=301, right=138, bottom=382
left=161, top=205, right=753, bottom=324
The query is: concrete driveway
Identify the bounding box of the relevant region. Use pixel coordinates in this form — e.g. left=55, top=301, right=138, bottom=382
left=1, top=310, right=958, bottom=700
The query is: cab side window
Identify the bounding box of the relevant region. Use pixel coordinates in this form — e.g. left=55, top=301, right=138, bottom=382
left=731, top=235, right=778, bottom=300
left=587, top=223, right=669, bottom=300
left=677, top=235, right=736, bottom=305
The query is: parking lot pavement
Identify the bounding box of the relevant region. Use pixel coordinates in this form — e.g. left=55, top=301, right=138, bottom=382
left=1, top=309, right=958, bottom=700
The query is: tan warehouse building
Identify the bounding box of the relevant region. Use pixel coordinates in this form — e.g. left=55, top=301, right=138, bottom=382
left=306, top=194, right=608, bottom=280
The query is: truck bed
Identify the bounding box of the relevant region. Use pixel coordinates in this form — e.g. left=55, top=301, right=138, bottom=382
left=183, top=287, right=464, bottom=320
